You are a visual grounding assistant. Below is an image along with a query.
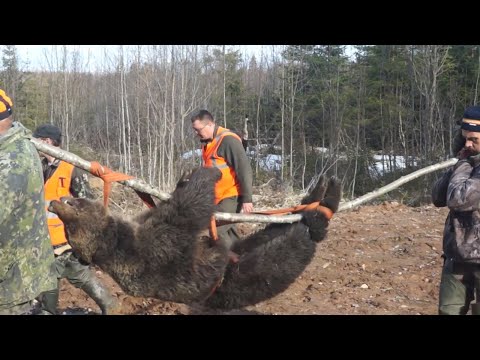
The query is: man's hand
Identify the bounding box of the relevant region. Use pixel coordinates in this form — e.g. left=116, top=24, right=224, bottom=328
left=468, top=153, right=480, bottom=168
left=457, top=148, right=475, bottom=160
left=241, top=202, right=254, bottom=213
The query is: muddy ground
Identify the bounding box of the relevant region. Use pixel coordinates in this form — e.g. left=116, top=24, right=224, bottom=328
left=56, top=180, right=449, bottom=315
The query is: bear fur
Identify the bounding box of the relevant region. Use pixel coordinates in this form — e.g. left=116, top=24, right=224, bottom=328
left=49, top=167, right=341, bottom=309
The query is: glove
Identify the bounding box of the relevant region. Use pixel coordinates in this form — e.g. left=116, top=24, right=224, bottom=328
left=452, top=128, right=465, bottom=157
left=458, top=148, right=475, bottom=160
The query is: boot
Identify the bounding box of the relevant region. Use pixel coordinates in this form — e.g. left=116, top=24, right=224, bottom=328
left=81, top=278, right=121, bottom=315
left=36, top=288, right=59, bottom=315
left=471, top=303, right=480, bottom=315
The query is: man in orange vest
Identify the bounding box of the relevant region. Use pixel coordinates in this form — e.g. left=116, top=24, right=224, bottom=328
left=33, top=124, right=119, bottom=315
left=191, top=110, right=254, bottom=249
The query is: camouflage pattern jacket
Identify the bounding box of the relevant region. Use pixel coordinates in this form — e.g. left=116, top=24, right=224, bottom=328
left=0, top=122, right=57, bottom=312
left=432, top=158, right=480, bottom=264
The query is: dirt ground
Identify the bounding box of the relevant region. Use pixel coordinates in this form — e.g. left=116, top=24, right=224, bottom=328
left=57, top=186, right=449, bottom=315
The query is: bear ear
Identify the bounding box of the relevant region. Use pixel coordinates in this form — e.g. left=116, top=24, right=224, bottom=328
left=73, top=198, right=89, bottom=210
left=176, top=170, right=193, bottom=188
left=209, top=167, right=222, bottom=181
left=188, top=167, right=221, bottom=183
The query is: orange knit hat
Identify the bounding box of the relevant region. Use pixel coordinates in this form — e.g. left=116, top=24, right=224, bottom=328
left=0, top=89, right=13, bottom=121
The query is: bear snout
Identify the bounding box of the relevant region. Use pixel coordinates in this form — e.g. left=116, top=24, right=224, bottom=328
left=48, top=200, right=61, bottom=213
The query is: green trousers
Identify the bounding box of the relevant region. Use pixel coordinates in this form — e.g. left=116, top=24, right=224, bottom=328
left=439, top=258, right=480, bottom=315
left=216, top=196, right=242, bottom=250
left=37, top=251, right=117, bottom=315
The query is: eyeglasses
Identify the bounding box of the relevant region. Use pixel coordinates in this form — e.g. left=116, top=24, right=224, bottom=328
left=192, top=123, right=208, bottom=133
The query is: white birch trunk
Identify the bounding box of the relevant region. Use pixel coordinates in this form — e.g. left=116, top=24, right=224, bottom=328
left=30, top=138, right=457, bottom=224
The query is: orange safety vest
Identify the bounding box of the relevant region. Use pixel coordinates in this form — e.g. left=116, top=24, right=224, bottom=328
left=44, top=161, right=74, bottom=246
left=202, top=127, right=242, bottom=204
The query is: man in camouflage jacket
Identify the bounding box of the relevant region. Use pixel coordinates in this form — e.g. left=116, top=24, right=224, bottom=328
left=0, top=89, right=57, bottom=315
left=432, top=105, right=480, bottom=315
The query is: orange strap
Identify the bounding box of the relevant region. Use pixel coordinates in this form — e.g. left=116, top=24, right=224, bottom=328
left=207, top=275, right=224, bottom=298
left=253, top=202, right=334, bottom=221
left=209, top=215, right=218, bottom=241
left=208, top=202, right=333, bottom=245
left=209, top=216, right=239, bottom=266
left=89, top=161, right=156, bottom=208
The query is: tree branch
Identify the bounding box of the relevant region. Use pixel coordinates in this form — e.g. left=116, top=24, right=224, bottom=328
left=338, top=158, right=457, bottom=211
left=30, top=138, right=171, bottom=201
left=30, top=138, right=457, bottom=223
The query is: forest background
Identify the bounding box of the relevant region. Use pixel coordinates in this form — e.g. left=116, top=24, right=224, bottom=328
left=2, top=45, right=474, bottom=204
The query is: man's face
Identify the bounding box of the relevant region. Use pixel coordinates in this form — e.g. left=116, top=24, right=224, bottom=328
left=462, top=130, right=480, bottom=155
left=36, top=137, right=54, bottom=158
left=0, top=115, right=13, bottom=136
left=192, top=119, right=214, bottom=140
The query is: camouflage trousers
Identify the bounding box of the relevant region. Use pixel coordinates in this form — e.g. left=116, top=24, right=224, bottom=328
left=37, top=251, right=117, bottom=315
left=439, top=258, right=480, bottom=315
left=216, top=196, right=242, bottom=250
left=0, top=300, right=37, bottom=315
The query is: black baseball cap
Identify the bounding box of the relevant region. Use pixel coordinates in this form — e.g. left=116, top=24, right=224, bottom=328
left=33, top=124, right=62, bottom=143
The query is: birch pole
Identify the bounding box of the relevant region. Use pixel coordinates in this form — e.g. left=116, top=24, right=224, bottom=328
left=30, top=138, right=457, bottom=223
left=338, top=158, right=457, bottom=211
left=31, top=137, right=169, bottom=200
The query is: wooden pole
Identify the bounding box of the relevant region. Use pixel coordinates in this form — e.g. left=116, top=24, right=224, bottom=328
left=30, top=138, right=457, bottom=223
left=338, top=158, right=457, bottom=211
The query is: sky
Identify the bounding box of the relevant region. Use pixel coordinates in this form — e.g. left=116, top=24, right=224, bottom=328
left=15, top=45, right=266, bottom=72
left=15, top=45, right=356, bottom=72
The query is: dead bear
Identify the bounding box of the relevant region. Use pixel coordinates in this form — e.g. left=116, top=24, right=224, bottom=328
left=49, top=167, right=341, bottom=309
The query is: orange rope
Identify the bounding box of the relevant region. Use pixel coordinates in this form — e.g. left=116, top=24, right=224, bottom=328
left=209, top=215, right=218, bottom=241
left=208, top=201, right=333, bottom=249
left=89, top=161, right=155, bottom=208
left=252, top=202, right=334, bottom=221
left=207, top=275, right=225, bottom=298
left=209, top=202, right=333, bottom=244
